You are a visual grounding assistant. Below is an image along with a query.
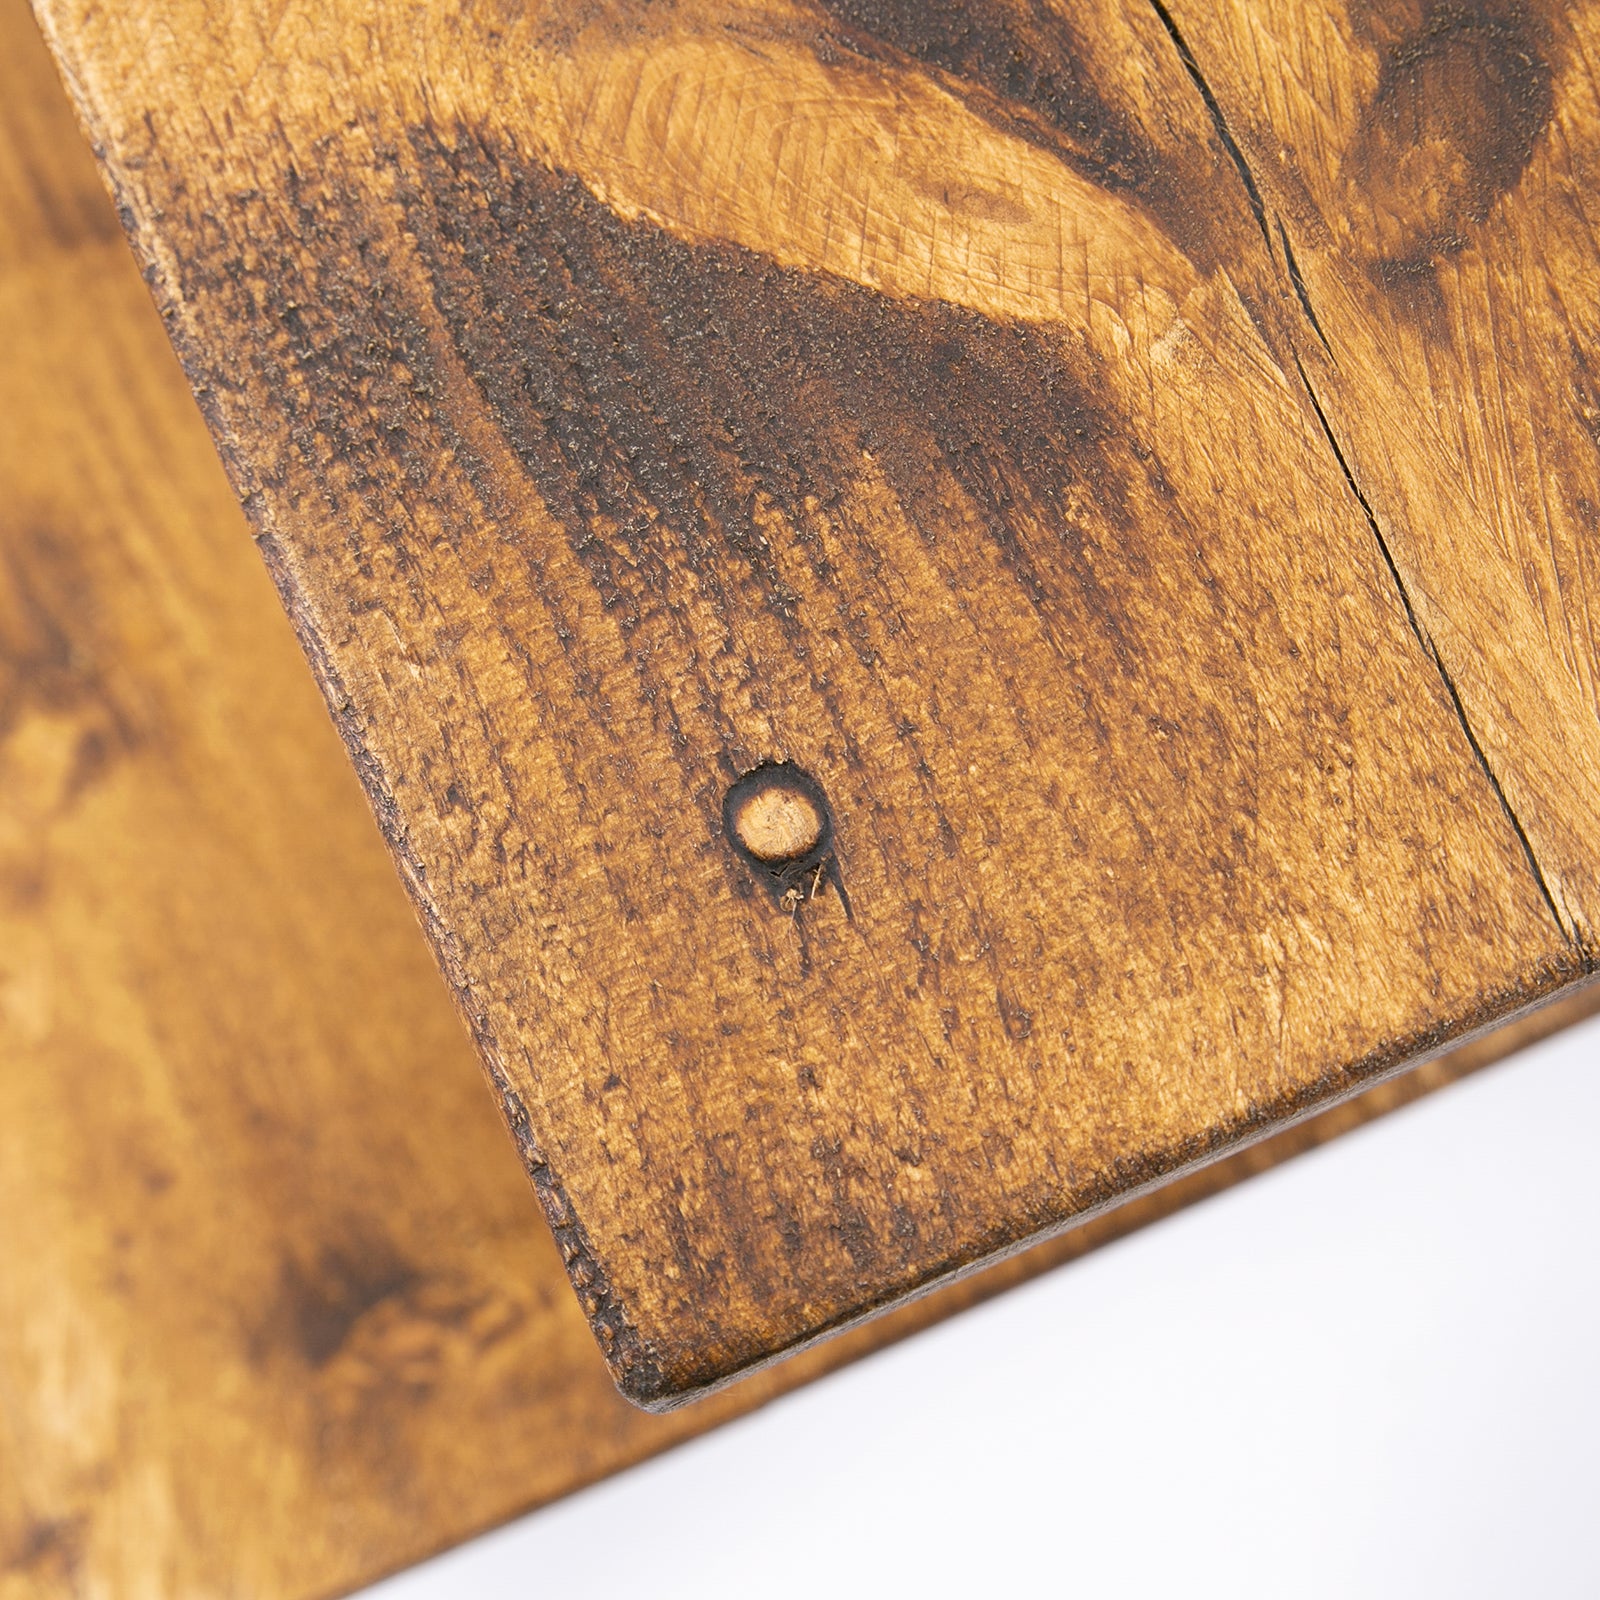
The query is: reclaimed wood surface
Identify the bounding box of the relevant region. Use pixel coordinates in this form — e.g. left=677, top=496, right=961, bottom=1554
left=1158, top=0, right=1600, bottom=944
left=27, top=0, right=1600, bottom=1408
left=0, top=5, right=702, bottom=1585
left=20, top=8, right=1600, bottom=1589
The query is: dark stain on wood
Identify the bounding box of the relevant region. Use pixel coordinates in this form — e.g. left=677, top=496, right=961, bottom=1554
left=1350, top=0, right=1555, bottom=291
left=274, top=1241, right=422, bottom=1368
left=4, top=1515, right=87, bottom=1584
left=809, top=0, right=1232, bottom=274
left=403, top=129, right=1151, bottom=671
left=0, top=519, right=146, bottom=813
left=812, top=0, right=1155, bottom=192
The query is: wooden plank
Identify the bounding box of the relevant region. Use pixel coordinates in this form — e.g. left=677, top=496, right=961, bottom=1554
left=0, top=10, right=862, bottom=1587
left=9, top=9, right=1600, bottom=1590
left=1149, top=0, right=1600, bottom=948
left=0, top=8, right=696, bottom=1588
left=26, top=0, right=1594, bottom=1408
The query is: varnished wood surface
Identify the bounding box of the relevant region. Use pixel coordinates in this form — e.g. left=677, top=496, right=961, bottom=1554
left=9, top=7, right=1600, bottom=1591
left=0, top=6, right=692, bottom=1585
left=27, top=0, right=1600, bottom=1406
left=1159, top=0, right=1600, bottom=945
left=18, top=8, right=1600, bottom=1589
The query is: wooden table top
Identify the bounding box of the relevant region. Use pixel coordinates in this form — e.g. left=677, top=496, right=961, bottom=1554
left=6, top=9, right=1213, bottom=1586
left=26, top=0, right=1600, bottom=1410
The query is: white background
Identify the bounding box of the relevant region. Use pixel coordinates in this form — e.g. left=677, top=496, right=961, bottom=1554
left=368, top=1013, right=1600, bottom=1600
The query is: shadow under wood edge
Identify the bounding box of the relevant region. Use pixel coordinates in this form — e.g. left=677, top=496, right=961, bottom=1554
left=361, top=971, right=1600, bottom=1600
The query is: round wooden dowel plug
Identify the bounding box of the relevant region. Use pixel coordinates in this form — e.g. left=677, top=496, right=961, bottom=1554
left=722, top=762, right=837, bottom=905
left=728, top=780, right=824, bottom=862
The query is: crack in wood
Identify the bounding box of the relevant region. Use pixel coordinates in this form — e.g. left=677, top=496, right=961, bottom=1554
left=1144, top=0, right=1270, bottom=246
left=1292, top=348, right=1576, bottom=949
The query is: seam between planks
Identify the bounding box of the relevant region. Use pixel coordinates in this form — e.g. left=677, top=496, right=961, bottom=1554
left=1144, top=0, right=1270, bottom=247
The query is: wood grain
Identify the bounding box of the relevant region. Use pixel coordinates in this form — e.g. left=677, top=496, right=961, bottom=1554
left=0, top=5, right=693, bottom=1586
left=1154, top=0, right=1600, bottom=946
left=27, top=0, right=1597, bottom=1408
left=10, top=7, right=1600, bottom=1591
